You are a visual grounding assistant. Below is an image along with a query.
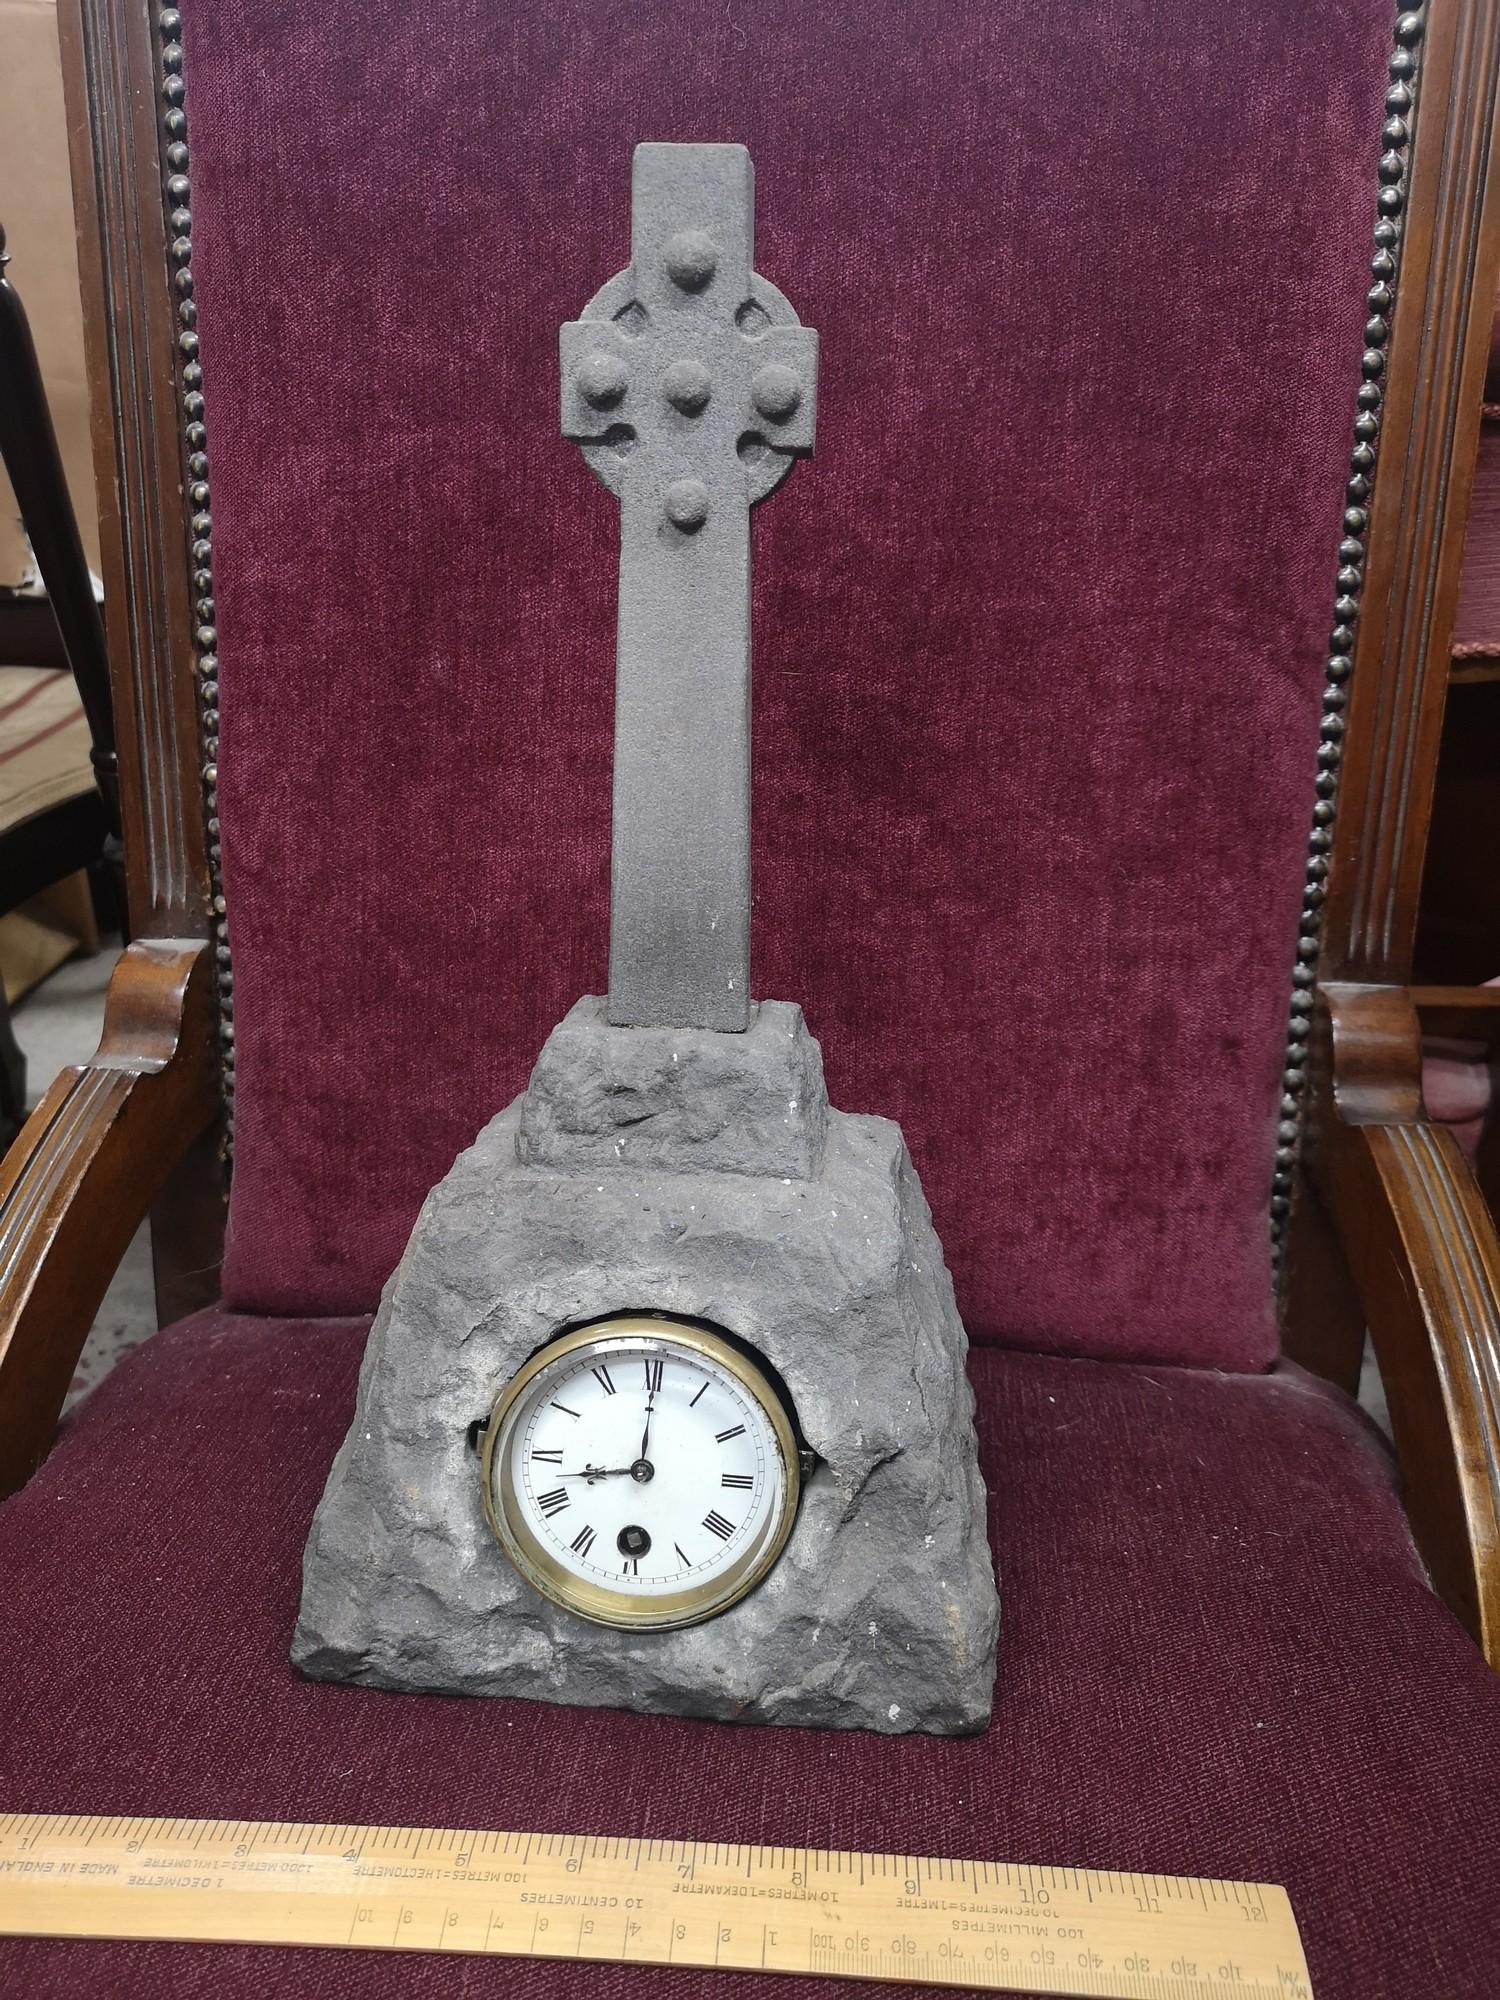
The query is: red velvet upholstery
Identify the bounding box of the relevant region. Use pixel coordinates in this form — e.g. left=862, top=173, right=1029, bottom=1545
left=185, top=0, right=1395, bottom=1364
left=2, top=1314, right=1498, bottom=1998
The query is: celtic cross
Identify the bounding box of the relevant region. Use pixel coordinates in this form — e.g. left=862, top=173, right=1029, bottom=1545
left=561, top=143, right=818, bottom=1032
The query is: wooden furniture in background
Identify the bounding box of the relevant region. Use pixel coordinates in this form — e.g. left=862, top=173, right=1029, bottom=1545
left=0, top=225, right=119, bottom=844
left=1402, top=281, right=1500, bottom=1229
left=0, top=220, right=122, bottom=1148
left=1414, top=298, right=1500, bottom=988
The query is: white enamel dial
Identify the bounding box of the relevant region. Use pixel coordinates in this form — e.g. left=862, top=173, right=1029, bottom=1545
left=480, top=1316, right=800, bottom=1629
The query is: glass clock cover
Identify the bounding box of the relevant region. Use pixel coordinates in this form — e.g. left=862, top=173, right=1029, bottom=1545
left=480, top=1316, right=801, bottom=1630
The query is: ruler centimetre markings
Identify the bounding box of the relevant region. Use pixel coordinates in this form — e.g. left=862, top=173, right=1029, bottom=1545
left=0, top=1814, right=1313, bottom=1997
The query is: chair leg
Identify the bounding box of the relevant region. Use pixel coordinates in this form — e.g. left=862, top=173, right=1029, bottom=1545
left=0, top=988, right=25, bottom=1154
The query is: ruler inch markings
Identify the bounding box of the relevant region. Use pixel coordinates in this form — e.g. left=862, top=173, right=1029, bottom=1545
left=0, top=1810, right=1313, bottom=1998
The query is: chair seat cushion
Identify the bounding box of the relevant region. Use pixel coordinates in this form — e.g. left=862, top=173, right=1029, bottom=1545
left=2, top=1314, right=1496, bottom=1999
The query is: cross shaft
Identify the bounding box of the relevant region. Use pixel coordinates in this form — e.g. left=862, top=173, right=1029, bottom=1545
left=561, top=144, right=817, bottom=1031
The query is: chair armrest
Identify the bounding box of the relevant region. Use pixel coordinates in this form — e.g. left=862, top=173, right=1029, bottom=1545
left=1409, top=984, right=1500, bottom=1044
left=0, top=939, right=216, bottom=1495
left=1312, top=982, right=1500, bottom=1661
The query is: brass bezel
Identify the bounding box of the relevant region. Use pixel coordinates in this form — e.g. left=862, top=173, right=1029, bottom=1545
left=480, top=1315, right=801, bottom=1631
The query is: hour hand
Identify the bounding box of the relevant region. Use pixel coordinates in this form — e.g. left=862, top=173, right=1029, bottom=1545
left=563, top=1463, right=632, bottom=1481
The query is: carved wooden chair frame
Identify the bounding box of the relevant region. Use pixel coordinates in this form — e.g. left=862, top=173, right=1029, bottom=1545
left=2, top=0, right=1499, bottom=1668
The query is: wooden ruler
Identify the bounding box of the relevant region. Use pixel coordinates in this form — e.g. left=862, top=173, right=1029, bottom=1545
left=0, top=1813, right=1312, bottom=1997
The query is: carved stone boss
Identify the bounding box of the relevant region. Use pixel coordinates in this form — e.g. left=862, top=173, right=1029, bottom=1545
left=561, top=143, right=817, bottom=1032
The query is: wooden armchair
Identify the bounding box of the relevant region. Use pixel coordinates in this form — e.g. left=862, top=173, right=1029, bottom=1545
left=3, top=2, right=1499, bottom=1995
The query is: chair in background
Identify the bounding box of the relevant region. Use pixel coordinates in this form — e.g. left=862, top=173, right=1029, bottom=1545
left=1412, top=286, right=1500, bottom=1207
left=0, top=220, right=121, bottom=1145
left=2, top=4, right=1500, bottom=1996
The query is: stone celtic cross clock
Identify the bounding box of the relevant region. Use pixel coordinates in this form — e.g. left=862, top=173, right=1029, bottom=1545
left=295, top=143, right=999, bottom=1735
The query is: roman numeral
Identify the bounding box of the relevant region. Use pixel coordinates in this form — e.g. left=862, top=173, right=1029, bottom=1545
left=537, top=1488, right=569, bottom=1517
left=674, top=1543, right=691, bottom=1568
left=689, top=1380, right=709, bottom=1407
left=721, top=1472, right=753, bottom=1489
left=703, top=1509, right=735, bottom=1541
left=551, top=1401, right=580, bottom=1419
left=569, top=1525, right=596, bottom=1558
left=622, top=1557, right=640, bottom=1576
left=531, top=1449, right=563, bottom=1464
left=591, top=1363, right=616, bottom=1396
left=643, top=1357, right=664, bottom=1394
left=715, top=1424, right=745, bottom=1444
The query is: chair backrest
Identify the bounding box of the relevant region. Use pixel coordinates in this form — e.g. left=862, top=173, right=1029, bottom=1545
left=93, top=0, right=1443, bottom=1366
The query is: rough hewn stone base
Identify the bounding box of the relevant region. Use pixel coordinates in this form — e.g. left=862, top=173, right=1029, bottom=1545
left=518, top=996, right=827, bottom=1179
left=295, top=1004, right=998, bottom=1735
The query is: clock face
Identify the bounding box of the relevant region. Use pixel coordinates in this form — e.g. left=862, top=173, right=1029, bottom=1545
left=480, top=1316, right=801, bottom=1630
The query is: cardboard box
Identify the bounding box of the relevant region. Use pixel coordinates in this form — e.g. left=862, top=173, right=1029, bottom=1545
left=0, top=0, right=101, bottom=590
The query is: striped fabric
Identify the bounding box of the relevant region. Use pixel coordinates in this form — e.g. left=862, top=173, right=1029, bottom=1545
left=1454, top=421, right=1500, bottom=660
left=0, top=665, right=92, bottom=835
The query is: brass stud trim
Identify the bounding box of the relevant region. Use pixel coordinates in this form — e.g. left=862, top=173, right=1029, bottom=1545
left=154, top=2, right=234, bottom=1158
left=1271, top=2, right=1427, bottom=1268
